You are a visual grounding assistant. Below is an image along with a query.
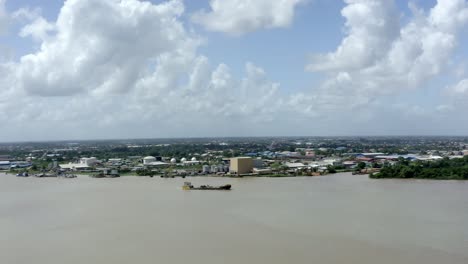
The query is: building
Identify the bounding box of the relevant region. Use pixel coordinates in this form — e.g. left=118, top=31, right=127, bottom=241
left=144, top=161, right=169, bottom=168
left=143, top=156, right=157, bottom=165
left=218, top=164, right=228, bottom=173
left=60, top=163, right=91, bottom=171
left=284, top=162, right=307, bottom=169
left=416, top=155, right=443, bottom=161
left=253, top=168, right=272, bottom=175
left=211, top=165, right=218, bottom=173
left=230, top=157, right=253, bottom=174
left=108, top=159, right=122, bottom=166
left=343, top=161, right=357, bottom=168
left=0, top=161, right=11, bottom=170
left=356, top=153, right=385, bottom=158
left=0, top=155, right=13, bottom=161
left=181, top=157, right=200, bottom=166
left=253, top=158, right=264, bottom=168
left=10, top=161, right=32, bottom=169
left=80, top=157, right=98, bottom=167
left=143, top=156, right=169, bottom=168
left=59, top=157, right=98, bottom=171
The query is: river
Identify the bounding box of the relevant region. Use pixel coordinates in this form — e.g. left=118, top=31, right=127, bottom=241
left=1, top=172, right=467, bottom=264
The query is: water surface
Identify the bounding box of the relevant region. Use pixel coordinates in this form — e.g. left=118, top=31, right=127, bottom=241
left=1, top=173, right=467, bottom=264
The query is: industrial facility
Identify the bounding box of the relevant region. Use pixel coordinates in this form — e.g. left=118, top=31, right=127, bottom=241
left=229, top=157, right=254, bottom=175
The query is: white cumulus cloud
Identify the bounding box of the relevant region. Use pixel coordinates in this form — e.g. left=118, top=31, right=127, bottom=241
left=307, top=0, right=400, bottom=72
left=13, top=7, right=55, bottom=42
left=15, top=0, right=198, bottom=97
left=449, top=78, right=468, bottom=95
left=301, top=0, right=468, bottom=116
left=0, top=0, right=286, bottom=140
left=192, top=0, right=305, bottom=35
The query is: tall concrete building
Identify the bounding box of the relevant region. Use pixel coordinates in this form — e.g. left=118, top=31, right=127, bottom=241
left=230, top=157, right=253, bottom=174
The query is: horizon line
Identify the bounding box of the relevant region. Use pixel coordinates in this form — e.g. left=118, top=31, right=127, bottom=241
left=1, top=135, right=468, bottom=144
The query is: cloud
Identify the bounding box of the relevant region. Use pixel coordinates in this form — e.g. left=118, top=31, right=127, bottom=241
left=449, top=78, right=468, bottom=95
left=11, top=6, right=42, bottom=21
left=15, top=0, right=197, bottom=96
left=0, top=0, right=286, bottom=140
left=301, top=0, right=468, bottom=116
left=12, top=7, right=55, bottom=42
left=192, top=0, right=305, bottom=35
left=132, top=59, right=282, bottom=122
left=0, top=59, right=283, bottom=140
left=182, top=61, right=281, bottom=119
left=307, top=0, right=400, bottom=72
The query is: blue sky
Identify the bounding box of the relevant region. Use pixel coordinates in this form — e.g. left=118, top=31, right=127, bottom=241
left=1, top=0, right=468, bottom=141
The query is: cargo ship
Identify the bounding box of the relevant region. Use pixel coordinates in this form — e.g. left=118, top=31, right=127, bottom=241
left=183, top=182, right=231, bottom=191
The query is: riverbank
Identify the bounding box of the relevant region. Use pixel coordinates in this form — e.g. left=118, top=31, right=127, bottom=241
left=0, top=171, right=325, bottom=179
left=370, top=157, right=468, bottom=180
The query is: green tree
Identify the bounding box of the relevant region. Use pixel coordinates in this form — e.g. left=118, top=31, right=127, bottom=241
left=357, top=162, right=366, bottom=170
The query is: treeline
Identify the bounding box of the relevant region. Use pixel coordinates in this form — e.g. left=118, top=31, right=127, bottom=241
left=74, top=143, right=269, bottom=160
left=371, top=156, right=468, bottom=180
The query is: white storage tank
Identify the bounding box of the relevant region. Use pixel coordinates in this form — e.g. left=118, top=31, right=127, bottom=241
left=143, top=156, right=156, bottom=165
left=211, top=165, right=218, bottom=173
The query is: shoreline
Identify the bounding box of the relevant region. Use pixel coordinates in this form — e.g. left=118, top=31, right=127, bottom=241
left=3, top=171, right=467, bottom=181
left=0, top=171, right=325, bottom=179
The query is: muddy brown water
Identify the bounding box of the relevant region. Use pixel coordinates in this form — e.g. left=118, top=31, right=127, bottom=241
left=1, top=173, right=467, bottom=264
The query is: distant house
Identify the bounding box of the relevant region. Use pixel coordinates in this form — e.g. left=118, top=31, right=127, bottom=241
left=375, top=154, right=417, bottom=161
left=356, top=157, right=374, bottom=162
left=416, top=155, right=443, bottom=161
left=343, top=161, right=357, bottom=168
left=144, top=161, right=170, bottom=168
left=284, top=162, right=307, bottom=169
left=253, top=168, right=272, bottom=175
left=108, top=159, right=122, bottom=166
left=356, top=153, right=385, bottom=158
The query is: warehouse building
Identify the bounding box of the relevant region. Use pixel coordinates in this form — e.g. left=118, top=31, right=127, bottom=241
left=230, top=157, right=254, bottom=174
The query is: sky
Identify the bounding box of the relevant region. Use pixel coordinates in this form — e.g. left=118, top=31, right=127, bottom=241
left=0, top=0, right=468, bottom=142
